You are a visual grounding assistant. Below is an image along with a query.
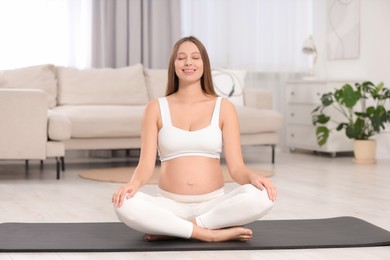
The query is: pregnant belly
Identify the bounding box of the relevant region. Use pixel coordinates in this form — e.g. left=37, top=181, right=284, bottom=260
left=158, top=156, right=224, bottom=195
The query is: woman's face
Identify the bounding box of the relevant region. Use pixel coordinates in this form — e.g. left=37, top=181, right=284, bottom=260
left=174, top=41, right=204, bottom=83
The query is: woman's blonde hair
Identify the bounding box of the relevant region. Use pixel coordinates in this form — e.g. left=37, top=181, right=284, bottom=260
left=165, top=36, right=216, bottom=96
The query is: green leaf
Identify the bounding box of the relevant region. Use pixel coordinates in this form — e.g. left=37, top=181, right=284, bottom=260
left=336, top=123, right=348, bottom=131
left=312, top=106, right=321, bottom=113
left=346, top=118, right=366, bottom=139
left=315, top=126, right=329, bottom=146
left=355, top=111, right=367, bottom=118
left=334, top=84, right=360, bottom=108
left=372, top=82, right=384, bottom=97
left=312, top=114, right=330, bottom=125
left=369, top=105, right=387, bottom=132
left=320, top=93, right=334, bottom=107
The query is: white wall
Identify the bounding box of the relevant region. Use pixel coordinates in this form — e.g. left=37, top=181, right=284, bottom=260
left=313, top=0, right=390, bottom=158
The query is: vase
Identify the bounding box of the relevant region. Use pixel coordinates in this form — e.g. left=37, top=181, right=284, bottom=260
left=353, top=140, right=377, bottom=164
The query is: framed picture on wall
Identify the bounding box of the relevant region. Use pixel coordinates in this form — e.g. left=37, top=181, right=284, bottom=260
left=327, top=0, right=360, bottom=60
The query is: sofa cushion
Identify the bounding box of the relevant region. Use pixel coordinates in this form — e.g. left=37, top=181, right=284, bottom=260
left=144, top=68, right=167, bottom=99
left=52, top=105, right=145, bottom=138
left=47, top=110, right=71, bottom=141
left=57, top=64, right=149, bottom=105
left=212, top=68, right=246, bottom=106
left=235, top=106, right=283, bottom=134
left=0, top=64, right=57, bottom=108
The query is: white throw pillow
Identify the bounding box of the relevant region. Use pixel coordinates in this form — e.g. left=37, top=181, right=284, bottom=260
left=57, top=63, right=149, bottom=105
left=212, top=68, right=246, bottom=106
left=144, top=68, right=167, bottom=99
left=0, top=64, right=57, bottom=108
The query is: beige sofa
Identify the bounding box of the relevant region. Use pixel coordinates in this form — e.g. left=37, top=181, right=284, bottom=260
left=0, top=89, right=65, bottom=179
left=0, top=64, right=283, bottom=178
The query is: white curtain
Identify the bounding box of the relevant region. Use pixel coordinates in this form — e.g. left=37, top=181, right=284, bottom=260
left=0, top=0, right=92, bottom=70
left=181, top=0, right=312, bottom=72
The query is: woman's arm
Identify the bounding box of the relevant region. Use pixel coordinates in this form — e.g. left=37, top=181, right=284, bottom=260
left=220, top=99, right=277, bottom=201
left=130, top=99, right=160, bottom=187
left=113, top=99, right=160, bottom=207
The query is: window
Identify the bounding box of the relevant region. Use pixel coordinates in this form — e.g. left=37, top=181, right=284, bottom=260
left=0, top=0, right=91, bottom=70
left=181, top=0, right=313, bottom=72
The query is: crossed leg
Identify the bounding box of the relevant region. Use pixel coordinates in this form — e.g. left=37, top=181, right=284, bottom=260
left=145, top=220, right=253, bottom=242
left=115, top=184, right=273, bottom=242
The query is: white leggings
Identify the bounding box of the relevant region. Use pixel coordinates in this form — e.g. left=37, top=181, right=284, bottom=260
left=115, top=184, right=273, bottom=239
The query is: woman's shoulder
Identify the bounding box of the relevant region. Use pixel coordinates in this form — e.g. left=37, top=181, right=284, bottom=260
left=146, top=98, right=160, bottom=107
left=144, top=98, right=161, bottom=116
left=220, top=97, right=236, bottom=112
left=219, top=97, right=238, bottom=121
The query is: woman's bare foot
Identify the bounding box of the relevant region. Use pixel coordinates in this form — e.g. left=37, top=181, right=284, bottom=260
left=191, top=225, right=253, bottom=242
left=144, top=234, right=178, bottom=242
left=145, top=225, right=253, bottom=243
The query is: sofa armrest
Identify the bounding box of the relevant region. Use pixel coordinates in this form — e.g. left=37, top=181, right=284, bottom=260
left=48, top=109, right=71, bottom=141
left=243, top=88, right=273, bottom=110
left=0, top=89, right=48, bottom=159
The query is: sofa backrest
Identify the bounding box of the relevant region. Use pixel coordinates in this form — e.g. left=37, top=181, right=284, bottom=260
left=0, top=64, right=248, bottom=107
left=57, top=63, right=149, bottom=105
left=0, top=64, right=58, bottom=108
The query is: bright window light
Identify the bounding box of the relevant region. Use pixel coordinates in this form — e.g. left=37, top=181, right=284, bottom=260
left=0, top=0, right=91, bottom=70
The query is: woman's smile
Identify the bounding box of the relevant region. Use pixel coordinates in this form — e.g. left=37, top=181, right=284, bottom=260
left=182, top=69, right=196, bottom=75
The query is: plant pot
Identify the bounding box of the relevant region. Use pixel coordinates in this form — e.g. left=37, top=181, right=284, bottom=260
left=353, top=140, right=377, bottom=164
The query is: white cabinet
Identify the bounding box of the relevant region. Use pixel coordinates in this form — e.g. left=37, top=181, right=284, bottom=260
left=285, top=80, right=354, bottom=155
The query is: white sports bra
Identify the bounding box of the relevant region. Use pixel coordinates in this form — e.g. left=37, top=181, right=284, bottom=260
left=157, top=97, right=223, bottom=162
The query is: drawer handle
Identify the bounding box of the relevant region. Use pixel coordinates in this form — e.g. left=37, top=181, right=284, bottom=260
left=317, top=92, right=321, bottom=96
left=291, top=91, right=295, bottom=96
left=290, top=113, right=295, bottom=117
left=290, top=133, right=295, bottom=138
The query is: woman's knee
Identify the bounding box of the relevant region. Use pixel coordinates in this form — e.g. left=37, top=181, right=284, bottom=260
left=114, top=194, right=145, bottom=223
left=242, top=184, right=274, bottom=214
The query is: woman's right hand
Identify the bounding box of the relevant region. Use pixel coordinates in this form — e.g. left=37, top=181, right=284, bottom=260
left=112, top=182, right=138, bottom=208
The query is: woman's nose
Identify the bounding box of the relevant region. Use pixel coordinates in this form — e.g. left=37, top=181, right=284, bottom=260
left=185, top=58, right=192, bottom=66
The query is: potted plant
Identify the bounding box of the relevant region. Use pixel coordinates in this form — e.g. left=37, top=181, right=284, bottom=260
left=312, top=81, right=390, bottom=163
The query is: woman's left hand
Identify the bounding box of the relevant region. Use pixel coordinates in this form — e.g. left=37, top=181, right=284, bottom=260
left=251, top=175, right=277, bottom=201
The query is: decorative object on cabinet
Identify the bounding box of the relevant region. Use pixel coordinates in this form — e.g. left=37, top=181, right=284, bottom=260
left=302, top=35, right=317, bottom=79
left=327, top=0, right=360, bottom=60
left=312, top=81, right=390, bottom=164
left=286, top=80, right=355, bottom=157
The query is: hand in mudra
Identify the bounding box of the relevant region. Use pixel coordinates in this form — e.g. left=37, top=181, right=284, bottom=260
left=251, top=176, right=277, bottom=201
left=112, top=182, right=138, bottom=208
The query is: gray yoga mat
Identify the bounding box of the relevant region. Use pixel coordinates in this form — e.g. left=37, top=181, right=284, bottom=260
left=1, top=217, right=390, bottom=252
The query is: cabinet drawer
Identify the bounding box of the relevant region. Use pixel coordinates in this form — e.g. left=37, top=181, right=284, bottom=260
left=287, top=125, right=319, bottom=149
left=287, top=125, right=354, bottom=152
left=287, top=104, right=318, bottom=125
left=287, top=84, right=328, bottom=104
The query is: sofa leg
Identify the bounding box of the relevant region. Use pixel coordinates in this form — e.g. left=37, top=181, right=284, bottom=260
left=25, top=160, right=29, bottom=175
left=56, top=157, right=60, bottom=180
left=61, top=157, right=65, bottom=171
left=271, top=145, right=275, bottom=164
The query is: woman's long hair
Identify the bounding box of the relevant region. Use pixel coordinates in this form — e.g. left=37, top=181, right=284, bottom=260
left=165, top=36, right=216, bottom=96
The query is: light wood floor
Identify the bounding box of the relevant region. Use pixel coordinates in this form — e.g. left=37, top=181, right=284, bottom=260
left=0, top=148, right=389, bottom=259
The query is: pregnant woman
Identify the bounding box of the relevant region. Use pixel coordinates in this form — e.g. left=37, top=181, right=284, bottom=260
left=112, top=36, right=277, bottom=242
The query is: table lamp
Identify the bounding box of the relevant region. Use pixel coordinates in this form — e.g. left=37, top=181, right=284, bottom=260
left=302, top=35, right=317, bottom=79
